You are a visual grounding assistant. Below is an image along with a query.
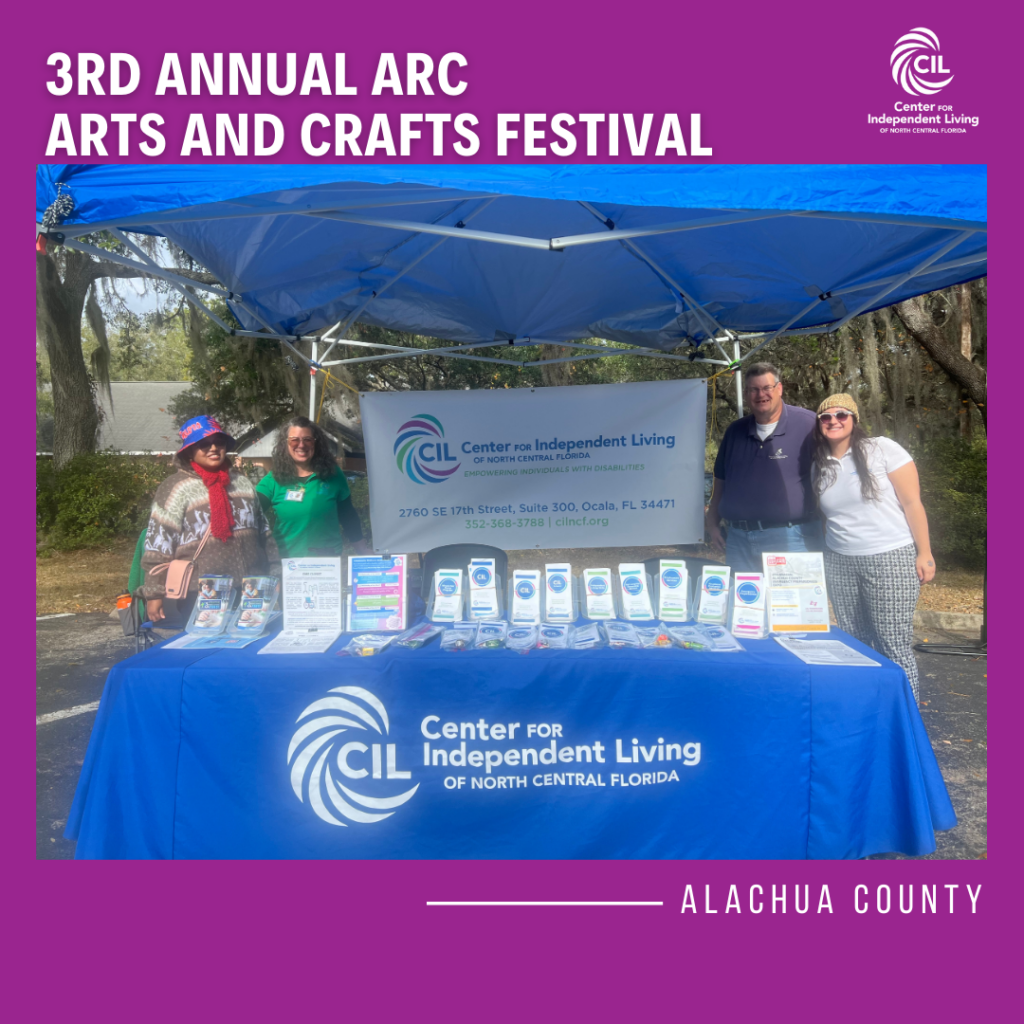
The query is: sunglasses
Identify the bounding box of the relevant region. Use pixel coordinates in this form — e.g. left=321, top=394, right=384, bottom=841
left=194, top=437, right=228, bottom=450
left=818, top=411, right=853, bottom=425
left=288, top=437, right=316, bottom=448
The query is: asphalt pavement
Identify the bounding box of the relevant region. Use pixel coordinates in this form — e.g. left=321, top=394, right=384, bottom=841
left=37, top=615, right=987, bottom=860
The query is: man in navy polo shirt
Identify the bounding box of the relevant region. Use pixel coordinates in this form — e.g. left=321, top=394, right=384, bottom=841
left=705, top=362, right=823, bottom=573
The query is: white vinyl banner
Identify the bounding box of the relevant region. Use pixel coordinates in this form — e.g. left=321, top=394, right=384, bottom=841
left=361, top=380, right=707, bottom=552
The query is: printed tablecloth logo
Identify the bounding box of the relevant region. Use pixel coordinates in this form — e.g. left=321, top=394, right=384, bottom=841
left=393, top=413, right=461, bottom=484
left=288, top=686, right=418, bottom=826
left=891, top=28, right=954, bottom=96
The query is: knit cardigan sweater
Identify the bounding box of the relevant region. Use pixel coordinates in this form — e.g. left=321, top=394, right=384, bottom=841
left=138, top=468, right=280, bottom=600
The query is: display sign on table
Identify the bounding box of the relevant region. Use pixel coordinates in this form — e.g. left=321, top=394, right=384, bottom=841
left=361, top=380, right=706, bottom=551
left=260, top=557, right=342, bottom=654
left=762, top=552, right=830, bottom=633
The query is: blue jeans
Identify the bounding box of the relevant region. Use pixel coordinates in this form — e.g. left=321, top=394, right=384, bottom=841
left=724, top=520, right=824, bottom=575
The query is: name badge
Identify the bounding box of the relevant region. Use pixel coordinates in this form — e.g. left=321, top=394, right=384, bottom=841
left=284, top=489, right=305, bottom=502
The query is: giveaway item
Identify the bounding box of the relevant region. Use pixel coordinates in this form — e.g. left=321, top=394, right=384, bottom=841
left=697, top=565, right=731, bottom=625
left=762, top=552, right=830, bottom=633
left=341, top=633, right=397, bottom=657
left=147, top=522, right=212, bottom=601
left=635, top=624, right=674, bottom=648
left=657, top=560, right=690, bottom=621
left=431, top=569, right=464, bottom=622
left=544, top=563, right=574, bottom=622
left=506, top=625, right=539, bottom=652
left=571, top=622, right=606, bottom=650
left=394, top=623, right=443, bottom=649
left=618, top=563, right=655, bottom=620
left=731, top=572, right=768, bottom=639
left=229, top=576, right=280, bottom=636
left=467, top=558, right=501, bottom=620
left=474, top=621, right=509, bottom=649
left=602, top=621, right=642, bottom=648
left=440, top=622, right=478, bottom=652
left=583, top=568, right=616, bottom=619
left=346, top=555, right=407, bottom=631
left=666, top=623, right=714, bottom=650
left=511, top=570, right=542, bottom=623
left=185, top=575, right=235, bottom=634
left=703, top=624, right=745, bottom=652
left=536, top=624, right=572, bottom=649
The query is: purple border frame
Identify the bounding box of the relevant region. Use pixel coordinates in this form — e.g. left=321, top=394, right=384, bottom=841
left=11, top=0, right=1012, bottom=1013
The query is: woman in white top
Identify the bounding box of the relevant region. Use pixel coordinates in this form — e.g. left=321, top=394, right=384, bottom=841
left=813, top=393, right=935, bottom=700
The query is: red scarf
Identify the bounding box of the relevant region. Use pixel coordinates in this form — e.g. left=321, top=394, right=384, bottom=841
left=191, top=462, right=236, bottom=542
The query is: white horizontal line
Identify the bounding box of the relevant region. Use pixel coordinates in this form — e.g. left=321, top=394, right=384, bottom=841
left=37, top=613, right=75, bottom=621
left=37, top=701, right=100, bottom=726
left=427, top=901, right=663, bottom=906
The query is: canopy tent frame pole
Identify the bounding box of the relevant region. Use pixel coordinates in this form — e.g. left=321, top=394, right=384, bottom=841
left=739, top=228, right=978, bottom=364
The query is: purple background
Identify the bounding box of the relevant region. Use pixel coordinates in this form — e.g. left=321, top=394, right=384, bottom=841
left=8, top=0, right=1012, bottom=1015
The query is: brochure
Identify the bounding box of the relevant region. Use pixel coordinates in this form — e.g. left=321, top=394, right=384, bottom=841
left=229, top=576, right=279, bottom=636
left=510, top=569, right=542, bottom=623
left=657, top=560, right=690, bottom=621
left=696, top=565, right=731, bottom=625
left=544, top=563, right=574, bottom=622
left=618, top=563, right=654, bottom=620
left=774, top=637, right=881, bottom=667
left=467, top=558, right=500, bottom=620
left=186, top=575, right=235, bottom=635
left=346, top=554, right=407, bottom=632
left=265, top=557, right=343, bottom=654
left=762, top=553, right=830, bottom=633
left=431, top=569, right=464, bottom=622
left=731, top=572, right=768, bottom=639
left=583, top=568, right=616, bottom=619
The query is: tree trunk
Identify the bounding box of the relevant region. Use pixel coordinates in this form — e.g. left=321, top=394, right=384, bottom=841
left=894, top=294, right=986, bottom=430
left=36, top=251, right=97, bottom=470
left=957, top=283, right=973, bottom=439
left=539, top=345, right=574, bottom=388
left=859, top=316, right=884, bottom=434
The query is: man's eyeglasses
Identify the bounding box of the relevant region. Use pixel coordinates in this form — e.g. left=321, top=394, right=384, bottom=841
left=818, top=411, right=852, bottom=425
left=288, top=437, right=315, bottom=448
left=746, top=382, right=780, bottom=396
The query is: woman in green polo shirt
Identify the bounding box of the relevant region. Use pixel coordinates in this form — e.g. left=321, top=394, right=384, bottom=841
left=256, top=416, right=368, bottom=557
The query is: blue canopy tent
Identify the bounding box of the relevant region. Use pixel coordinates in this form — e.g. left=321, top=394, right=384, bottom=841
left=36, top=164, right=986, bottom=411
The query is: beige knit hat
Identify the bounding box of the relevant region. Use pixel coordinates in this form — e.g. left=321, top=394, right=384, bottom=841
left=817, top=393, right=859, bottom=420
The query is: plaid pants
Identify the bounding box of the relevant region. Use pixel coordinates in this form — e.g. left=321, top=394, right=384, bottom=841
left=824, top=544, right=921, bottom=700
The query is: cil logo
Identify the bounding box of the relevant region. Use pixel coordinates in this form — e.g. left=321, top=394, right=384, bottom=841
left=891, top=28, right=954, bottom=96
left=394, top=413, right=461, bottom=484
left=288, top=686, right=418, bottom=827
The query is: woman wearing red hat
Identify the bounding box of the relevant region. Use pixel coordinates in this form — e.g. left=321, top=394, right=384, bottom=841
left=813, top=394, right=935, bottom=701
left=138, top=415, right=279, bottom=626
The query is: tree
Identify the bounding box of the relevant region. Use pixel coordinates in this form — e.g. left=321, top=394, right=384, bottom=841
left=36, top=238, right=218, bottom=469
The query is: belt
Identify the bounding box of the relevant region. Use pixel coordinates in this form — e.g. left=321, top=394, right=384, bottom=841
left=726, top=516, right=816, bottom=532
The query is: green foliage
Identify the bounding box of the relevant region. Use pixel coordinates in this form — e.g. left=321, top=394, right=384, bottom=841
left=913, top=438, right=986, bottom=568
left=36, top=454, right=173, bottom=550
left=346, top=474, right=372, bottom=545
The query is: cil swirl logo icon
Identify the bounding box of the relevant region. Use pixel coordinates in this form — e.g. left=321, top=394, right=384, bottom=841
left=394, top=413, right=461, bottom=484
left=891, top=28, right=954, bottom=96
left=287, top=686, right=418, bottom=827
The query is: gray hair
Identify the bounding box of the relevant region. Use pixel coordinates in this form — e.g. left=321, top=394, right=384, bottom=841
left=744, top=362, right=781, bottom=385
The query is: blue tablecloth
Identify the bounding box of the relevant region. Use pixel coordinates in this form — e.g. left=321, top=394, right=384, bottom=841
left=66, top=628, right=955, bottom=859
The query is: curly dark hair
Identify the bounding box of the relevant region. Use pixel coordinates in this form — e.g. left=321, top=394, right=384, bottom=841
left=813, top=418, right=881, bottom=503
left=270, top=416, right=340, bottom=484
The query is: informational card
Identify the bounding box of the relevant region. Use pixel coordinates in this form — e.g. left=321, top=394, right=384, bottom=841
left=511, top=570, right=542, bottom=624
left=657, top=560, right=690, bottom=621
left=187, top=574, right=235, bottom=634
left=762, top=552, right=830, bottom=633
left=468, top=558, right=500, bottom=620
left=697, top=565, right=731, bottom=625
left=431, top=569, right=464, bottom=622
left=774, top=637, right=880, bottom=666
left=583, top=568, right=616, bottom=619
left=258, top=630, right=340, bottom=655
left=618, top=563, right=654, bottom=620
left=261, top=557, right=343, bottom=654
left=230, top=576, right=279, bottom=636
left=544, top=563, right=574, bottom=622
left=346, top=554, right=407, bottom=632
left=731, top=572, right=768, bottom=639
